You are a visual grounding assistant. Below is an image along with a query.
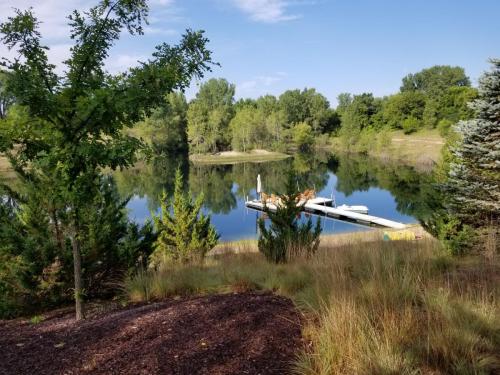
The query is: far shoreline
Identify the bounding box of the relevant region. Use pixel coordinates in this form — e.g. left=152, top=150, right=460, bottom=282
left=189, top=149, right=291, bottom=165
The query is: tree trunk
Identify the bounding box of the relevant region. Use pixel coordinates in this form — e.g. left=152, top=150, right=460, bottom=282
left=51, top=209, right=64, bottom=252
left=71, top=220, right=84, bottom=321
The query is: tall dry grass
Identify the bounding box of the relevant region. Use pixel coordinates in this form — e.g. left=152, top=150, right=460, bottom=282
left=123, top=234, right=500, bottom=374
left=296, top=238, right=500, bottom=375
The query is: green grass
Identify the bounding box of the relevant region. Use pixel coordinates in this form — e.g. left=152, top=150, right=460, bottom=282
left=124, top=234, right=500, bottom=374
left=332, top=129, right=445, bottom=170
left=189, top=150, right=291, bottom=165
left=29, top=315, right=45, bottom=324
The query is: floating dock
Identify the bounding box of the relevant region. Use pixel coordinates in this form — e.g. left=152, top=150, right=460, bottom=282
left=245, top=197, right=406, bottom=229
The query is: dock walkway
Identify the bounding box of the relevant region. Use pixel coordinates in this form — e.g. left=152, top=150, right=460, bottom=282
left=245, top=197, right=406, bottom=229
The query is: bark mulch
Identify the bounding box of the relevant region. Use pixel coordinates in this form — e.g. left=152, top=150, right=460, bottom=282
left=0, top=292, right=303, bottom=375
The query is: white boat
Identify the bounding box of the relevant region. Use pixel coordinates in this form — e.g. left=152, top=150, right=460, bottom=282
left=336, top=204, right=369, bottom=214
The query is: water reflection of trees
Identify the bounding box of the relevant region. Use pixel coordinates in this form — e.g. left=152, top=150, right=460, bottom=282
left=189, top=164, right=236, bottom=214
left=114, top=152, right=331, bottom=213
left=332, top=154, right=440, bottom=222
left=114, top=154, right=189, bottom=211
left=114, top=151, right=440, bottom=225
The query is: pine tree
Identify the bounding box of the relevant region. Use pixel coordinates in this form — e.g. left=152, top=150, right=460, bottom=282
left=258, top=172, right=322, bottom=263
left=151, top=169, right=219, bottom=265
left=446, top=59, right=500, bottom=223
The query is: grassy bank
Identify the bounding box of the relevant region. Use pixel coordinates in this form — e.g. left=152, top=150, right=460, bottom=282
left=124, top=233, right=500, bottom=374
left=189, top=149, right=290, bottom=164
left=331, top=129, right=445, bottom=170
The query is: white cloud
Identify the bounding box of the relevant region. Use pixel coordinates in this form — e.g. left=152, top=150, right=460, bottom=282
left=237, top=72, right=287, bottom=96
left=230, top=0, right=300, bottom=23
left=107, top=54, right=148, bottom=73
left=0, top=0, right=94, bottom=40
left=0, top=0, right=180, bottom=73
left=143, top=26, right=178, bottom=36
left=150, top=0, right=175, bottom=5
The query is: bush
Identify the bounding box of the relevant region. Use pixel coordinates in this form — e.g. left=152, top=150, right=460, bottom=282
left=151, top=168, right=219, bottom=266
left=402, top=116, right=420, bottom=134
left=0, top=177, right=154, bottom=318
left=437, top=118, right=454, bottom=136
left=436, top=215, right=475, bottom=256
left=258, top=171, right=321, bottom=263
left=376, top=127, right=392, bottom=151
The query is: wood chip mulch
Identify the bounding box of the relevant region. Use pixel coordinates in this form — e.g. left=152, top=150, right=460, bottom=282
left=0, top=292, right=303, bottom=375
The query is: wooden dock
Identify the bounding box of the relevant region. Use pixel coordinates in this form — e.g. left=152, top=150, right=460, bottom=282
left=245, top=197, right=406, bottom=229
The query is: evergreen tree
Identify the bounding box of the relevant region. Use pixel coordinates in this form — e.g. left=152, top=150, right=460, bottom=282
left=151, top=169, right=219, bottom=265
left=258, top=171, right=322, bottom=263
left=446, top=59, right=500, bottom=223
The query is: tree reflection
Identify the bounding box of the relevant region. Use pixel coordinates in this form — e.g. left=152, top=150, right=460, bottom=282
left=333, top=153, right=440, bottom=222
left=114, top=151, right=440, bottom=226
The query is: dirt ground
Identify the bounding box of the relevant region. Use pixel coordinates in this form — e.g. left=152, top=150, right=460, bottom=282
left=0, top=292, right=303, bottom=375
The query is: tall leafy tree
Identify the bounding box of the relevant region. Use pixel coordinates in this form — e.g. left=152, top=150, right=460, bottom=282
left=255, top=94, right=278, bottom=115
left=279, top=89, right=309, bottom=127
left=135, top=92, right=189, bottom=153
left=187, top=78, right=235, bottom=153
left=0, top=0, right=214, bottom=319
left=381, top=91, right=426, bottom=129
left=336, top=93, right=353, bottom=116
left=338, top=93, right=380, bottom=146
left=229, top=106, right=267, bottom=152
left=401, top=65, right=470, bottom=97
left=445, top=59, right=500, bottom=224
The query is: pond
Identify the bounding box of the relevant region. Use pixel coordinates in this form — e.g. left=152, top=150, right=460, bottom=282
left=114, top=151, right=438, bottom=242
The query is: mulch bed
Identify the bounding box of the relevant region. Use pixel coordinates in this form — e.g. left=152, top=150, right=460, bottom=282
left=0, top=292, right=303, bottom=375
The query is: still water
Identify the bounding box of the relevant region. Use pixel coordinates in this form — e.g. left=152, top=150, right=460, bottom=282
left=115, top=152, right=437, bottom=241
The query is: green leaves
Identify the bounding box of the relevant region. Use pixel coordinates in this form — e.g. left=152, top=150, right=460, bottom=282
left=187, top=78, right=235, bottom=153
left=152, top=168, right=219, bottom=265
left=0, top=0, right=215, bottom=318
left=400, top=65, right=470, bottom=96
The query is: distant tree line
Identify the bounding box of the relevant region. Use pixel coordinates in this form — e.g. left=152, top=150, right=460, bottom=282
left=129, top=65, right=477, bottom=156
left=133, top=79, right=340, bottom=154
left=337, top=65, right=477, bottom=151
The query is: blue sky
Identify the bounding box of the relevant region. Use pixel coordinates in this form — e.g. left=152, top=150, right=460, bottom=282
left=1, top=0, right=499, bottom=105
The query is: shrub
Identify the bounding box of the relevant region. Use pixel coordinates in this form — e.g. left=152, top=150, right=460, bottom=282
left=402, top=116, right=420, bottom=134
left=436, top=215, right=475, bottom=255
left=437, top=118, right=454, bottom=136
left=376, top=127, right=392, bottom=151
left=151, top=168, right=219, bottom=265
left=258, top=171, right=321, bottom=263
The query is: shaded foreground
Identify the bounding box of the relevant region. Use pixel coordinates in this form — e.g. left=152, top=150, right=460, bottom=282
left=0, top=292, right=302, bottom=375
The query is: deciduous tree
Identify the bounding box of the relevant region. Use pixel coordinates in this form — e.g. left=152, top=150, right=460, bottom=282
left=0, top=0, right=214, bottom=319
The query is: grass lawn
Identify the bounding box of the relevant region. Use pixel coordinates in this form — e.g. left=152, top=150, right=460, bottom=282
left=331, top=129, right=446, bottom=171
left=125, top=231, right=500, bottom=374
left=388, top=129, right=445, bottom=167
